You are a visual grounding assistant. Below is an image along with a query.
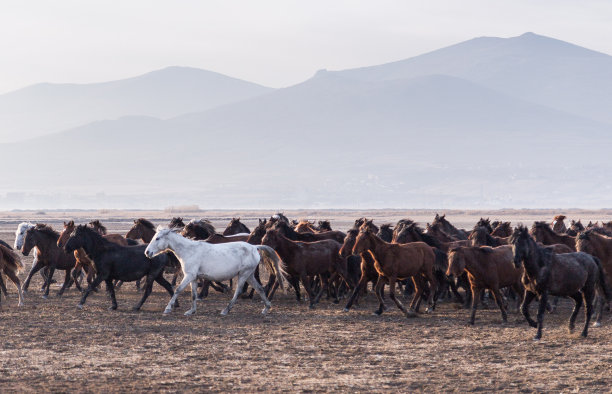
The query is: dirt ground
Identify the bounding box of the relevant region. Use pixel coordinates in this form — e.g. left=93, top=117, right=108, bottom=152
left=0, top=211, right=610, bottom=392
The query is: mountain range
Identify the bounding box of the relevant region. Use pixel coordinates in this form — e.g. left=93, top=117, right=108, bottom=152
left=1, top=33, right=611, bottom=209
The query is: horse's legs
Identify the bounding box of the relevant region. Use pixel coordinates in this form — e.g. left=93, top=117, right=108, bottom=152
left=133, top=275, right=155, bottom=311
left=4, top=269, right=24, bottom=307
left=57, top=269, right=72, bottom=297
left=106, top=279, right=118, bottom=310
left=373, top=276, right=386, bottom=316
left=312, top=273, right=332, bottom=306
left=78, top=275, right=105, bottom=309
left=0, top=274, right=8, bottom=297
left=184, top=280, right=199, bottom=316
left=164, top=273, right=196, bottom=314
left=71, top=265, right=83, bottom=292
left=388, top=276, right=414, bottom=318
left=221, top=274, right=249, bottom=316
left=568, top=292, right=583, bottom=333
left=425, top=272, right=438, bottom=313
left=153, top=274, right=178, bottom=308
left=581, top=287, right=595, bottom=338
left=491, top=288, right=507, bottom=324
left=246, top=273, right=272, bottom=314
left=521, top=290, right=537, bottom=328
left=42, top=266, right=56, bottom=299
left=468, top=285, right=481, bottom=325
left=198, top=279, right=210, bottom=300
left=343, top=272, right=369, bottom=312
left=535, top=292, right=548, bottom=340
left=409, top=276, right=426, bottom=313
left=22, top=260, right=44, bottom=293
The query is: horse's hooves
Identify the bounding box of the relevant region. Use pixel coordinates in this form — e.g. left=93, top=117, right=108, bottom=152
left=220, top=309, right=229, bottom=316
left=333, top=299, right=339, bottom=304
left=533, top=335, right=541, bottom=341
left=184, top=310, right=195, bottom=316
left=261, top=307, right=270, bottom=315
left=342, top=308, right=349, bottom=313
left=406, top=311, right=417, bottom=318
left=77, top=304, right=84, bottom=310
left=467, top=320, right=475, bottom=326
left=308, top=304, right=316, bottom=310
left=592, top=321, right=602, bottom=328
left=163, top=309, right=172, bottom=315
left=41, top=295, right=48, bottom=300
left=528, top=321, right=537, bottom=328
left=109, top=305, right=117, bottom=311
left=372, top=311, right=382, bottom=316
left=581, top=332, right=588, bottom=338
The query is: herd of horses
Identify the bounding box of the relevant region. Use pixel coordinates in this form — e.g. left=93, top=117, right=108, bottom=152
left=1, top=213, right=611, bottom=340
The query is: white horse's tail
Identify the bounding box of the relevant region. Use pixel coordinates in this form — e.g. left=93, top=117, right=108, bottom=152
left=256, top=245, right=288, bottom=292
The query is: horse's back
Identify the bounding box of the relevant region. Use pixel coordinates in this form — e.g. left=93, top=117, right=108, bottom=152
left=549, top=252, right=596, bottom=294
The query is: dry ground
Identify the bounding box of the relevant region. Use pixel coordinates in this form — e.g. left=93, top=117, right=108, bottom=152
left=0, top=211, right=610, bottom=392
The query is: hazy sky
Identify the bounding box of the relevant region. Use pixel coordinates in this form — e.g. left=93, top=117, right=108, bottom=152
left=1, top=0, right=611, bottom=93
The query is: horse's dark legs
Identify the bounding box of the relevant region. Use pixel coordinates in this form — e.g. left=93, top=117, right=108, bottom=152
left=22, top=261, right=44, bottom=293
left=312, top=273, right=332, bottom=306
left=469, top=285, right=481, bottom=325
left=0, top=274, right=8, bottom=297
left=535, top=292, right=548, bottom=340
left=343, top=272, right=369, bottom=312
left=521, top=290, right=537, bottom=328
left=106, top=279, right=118, bottom=310
left=388, top=277, right=414, bottom=318
left=71, top=267, right=83, bottom=292
left=568, top=292, right=583, bottom=333
left=373, top=276, right=386, bottom=316
left=133, top=275, right=155, bottom=311
left=78, top=275, right=105, bottom=309
left=57, top=269, right=72, bottom=297
left=42, top=266, right=56, bottom=299
left=410, top=276, right=426, bottom=313
left=154, top=273, right=179, bottom=308
left=491, top=288, right=507, bottom=324
left=581, top=288, right=595, bottom=338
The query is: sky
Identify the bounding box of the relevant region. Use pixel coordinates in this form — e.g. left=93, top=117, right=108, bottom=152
left=1, top=0, right=612, bottom=93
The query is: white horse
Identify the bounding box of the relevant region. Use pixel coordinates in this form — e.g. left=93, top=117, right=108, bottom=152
left=145, top=227, right=287, bottom=316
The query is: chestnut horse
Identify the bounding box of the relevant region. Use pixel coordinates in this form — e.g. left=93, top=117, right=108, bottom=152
left=447, top=246, right=523, bottom=325
left=510, top=226, right=609, bottom=339
left=223, top=217, right=250, bottom=235
left=294, top=220, right=317, bottom=233
left=0, top=244, right=25, bottom=307
left=491, top=222, right=512, bottom=237
left=530, top=222, right=576, bottom=251
left=352, top=226, right=437, bottom=317
left=551, top=215, right=567, bottom=234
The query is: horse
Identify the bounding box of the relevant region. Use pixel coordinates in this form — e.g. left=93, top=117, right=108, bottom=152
left=145, top=227, right=286, bottom=316
left=468, top=226, right=507, bottom=247
left=181, top=219, right=216, bottom=240
left=316, top=220, right=332, bottom=232
left=21, top=224, right=78, bottom=298
left=491, top=222, right=512, bottom=237
left=475, top=218, right=493, bottom=234
left=566, top=220, right=585, bottom=236
left=223, top=217, right=250, bottom=236
left=294, top=220, right=317, bottom=233
left=64, top=225, right=176, bottom=310
left=14, top=222, right=51, bottom=290
left=352, top=224, right=438, bottom=317
left=377, top=224, right=394, bottom=243
left=261, top=228, right=349, bottom=308
left=391, top=219, right=414, bottom=242
left=447, top=246, right=523, bottom=325
left=551, top=215, right=567, bottom=234
left=169, top=217, right=186, bottom=230
left=126, top=218, right=157, bottom=243
left=510, top=226, right=610, bottom=339
left=530, top=221, right=576, bottom=251
left=340, top=228, right=385, bottom=312
left=0, top=244, right=25, bottom=307
left=205, top=233, right=250, bottom=244
left=424, top=222, right=470, bottom=252
left=354, top=218, right=379, bottom=234
left=432, top=214, right=468, bottom=240
left=271, top=220, right=346, bottom=244
left=576, top=229, right=612, bottom=326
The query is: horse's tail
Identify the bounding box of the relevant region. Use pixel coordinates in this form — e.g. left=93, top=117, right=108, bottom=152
left=593, top=256, right=611, bottom=301
left=256, top=245, right=287, bottom=292
left=0, top=244, right=24, bottom=273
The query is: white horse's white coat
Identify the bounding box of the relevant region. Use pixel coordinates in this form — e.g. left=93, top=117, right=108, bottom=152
left=145, top=227, right=286, bottom=316
left=14, top=222, right=34, bottom=250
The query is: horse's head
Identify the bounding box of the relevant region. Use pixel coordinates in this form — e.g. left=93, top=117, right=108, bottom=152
left=88, top=220, right=107, bottom=235
left=529, top=221, right=550, bottom=243
left=127, top=219, right=147, bottom=240
left=317, top=220, right=332, bottom=232
left=261, top=228, right=281, bottom=249
left=469, top=226, right=489, bottom=247
left=57, top=220, right=76, bottom=248
left=352, top=226, right=375, bottom=255
left=377, top=224, right=394, bottom=242
left=169, top=217, right=185, bottom=230
left=446, top=248, right=466, bottom=277
left=64, top=225, right=92, bottom=254
left=145, top=226, right=175, bottom=258
left=510, top=225, right=531, bottom=268
left=576, top=230, right=594, bottom=255
left=476, top=218, right=492, bottom=233
left=14, top=222, right=34, bottom=250
left=339, top=229, right=358, bottom=258
left=246, top=219, right=267, bottom=244
left=21, top=227, right=37, bottom=256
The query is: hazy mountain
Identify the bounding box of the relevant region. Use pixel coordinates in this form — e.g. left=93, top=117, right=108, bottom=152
left=0, top=66, right=272, bottom=142
left=333, top=32, right=612, bottom=125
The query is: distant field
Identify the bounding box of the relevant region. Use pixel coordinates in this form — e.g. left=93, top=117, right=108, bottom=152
left=0, top=210, right=611, bottom=392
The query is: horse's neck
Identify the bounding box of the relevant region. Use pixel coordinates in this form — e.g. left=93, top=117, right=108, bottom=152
left=523, top=243, right=543, bottom=278
left=142, top=228, right=155, bottom=243
left=169, top=234, right=207, bottom=259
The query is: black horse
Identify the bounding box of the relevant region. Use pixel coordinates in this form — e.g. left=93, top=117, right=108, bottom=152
left=64, top=225, right=176, bottom=311
left=510, top=226, right=610, bottom=339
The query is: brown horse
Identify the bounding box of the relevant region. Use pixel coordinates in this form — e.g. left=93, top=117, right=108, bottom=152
left=0, top=244, right=25, bottom=307
left=491, top=222, right=512, bottom=237
left=316, top=220, right=332, bottom=232
left=576, top=229, right=612, bottom=326
left=294, top=220, right=317, bottom=233
left=530, top=221, right=576, bottom=251
left=447, top=246, right=523, bottom=324
left=205, top=233, right=249, bottom=244
left=352, top=226, right=437, bottom=317
left=391, top=219, right=414, bottom=242
left=223, top=218, right=250, bottom=235
left=126, top=218, right=157, bottom=243
left=261, top=229, right=350, bottom=308
left=169, top=217, right=186, bottom=230
left=180, top=219, right=216, bottom=240
left=432, top=214, right=468, bottom=240
left=468, top=226, right=508, bottom=247
left=566, top=219, right=585, bottom=236
left=551, top=215, right=567, bottom=234
left=271, top=220, right=346, bottom=244
left=21, top=224, right=77, bottom=298
left=424, top=222, right=470, bottom=251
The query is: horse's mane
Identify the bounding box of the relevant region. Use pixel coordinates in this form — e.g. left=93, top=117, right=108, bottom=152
left=532, top=221, right=555, bottom=234
left=404, top=223, right=442, bottom=249
left=509, top=225, right=530, bottom=243
left=317, top=220, right=331, bottom=231
left=553, top=215, right=566, bottom=221
left=89, top=220, right=107, bottom=235
left=476, top=218, right=492, bottom=232
left=135, top=218, right=156, bottom=230
left=190, top=219, right=216, bottom=233
left=169, top=217, right=185, bottom=228
left=32, top=223, right=59, bottom=239
left=379, top=223, right=393, bottom=232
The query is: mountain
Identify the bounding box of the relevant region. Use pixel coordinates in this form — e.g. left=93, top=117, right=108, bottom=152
left=332, top=32, right=612, bottom=125
left=0, top=66, right=272, bottom=142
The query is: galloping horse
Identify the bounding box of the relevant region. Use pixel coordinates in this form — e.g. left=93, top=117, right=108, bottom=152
left=530, top=221, right=576, bottom=251
left=223, top=218, right=250, bottom=235
left=551, top=215, right=567, bottom=234
left=0, top=244, right=25, bottom=307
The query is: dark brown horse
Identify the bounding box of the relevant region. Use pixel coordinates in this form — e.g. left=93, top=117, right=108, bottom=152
left=0, top=244, right=25, bottom=307
left=447, top=246, right=523, bottom=324
left=510, top=226, right=609, bottom=339
left=475, top=218, right=493, bottom=233
left=530, top=221, right=576, bottom=251
left=21, top=224, right=77, bottom=298
left=126, top=218, right=157, bottom=243
left=294, top=220, right=317, bottom=233
left=316, top=220, right=332, bottom=232
left=169, top=217, right=186, bottom=229
left=271, top=220, right=346, bottom=244
left=468, top=226, right=508, bottom=247
left=377, top=224, right=394, bottom=243
left=181, top=219, right=216, bottom=240
left=352, top=226, right=437, bottom=317
left=551, top=215, right=567, bottom=234
left=491, top=222, right=512, bottom=237
left=391, top=219, right=414, bottom=242
left=566, top=219, right=585, bottom=236
left=205, top=233, right=249, bottom=244
left=261, top=229, right=350, bottom=308
left=432, top=214, right=468, bottom=240
left=223, top=217, right=250, bottom=235
left=576, top=229, right=612, bottom=326
left=424, top=222, right=470, bottom=252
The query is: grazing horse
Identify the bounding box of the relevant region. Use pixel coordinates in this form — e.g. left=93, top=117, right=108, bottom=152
left=510, top=226, right=609, bottom=339
left=145, top=227, right=286, bottom=316
left=261, top=229, right=349, bottom=308
left=447, top=246, right=523, bottom=324
left=21, top=224, right=78, bottom=297
left=271, top=220, right=346, bottom=244
left=432, top=214, right=468, bottom=240
left=530, top=222, right=576, bottom=251
left=377, top=224, right=394, bottom=243
left=576, top=229, right=612, bottom=326
left=0, top=244, right=25, bottom=307
left=223, top=218, right=250, bottom=235
left=491, top=222, right=512, bottom=237
left=181, top=219, right=216, bottom=240
left=352, top=225, right=438, bottom=317
left=551, top=215, right=567, bottom=234
left=340, top=228, right=385, bottom=312
left=64, top=225, right=176, bottom=310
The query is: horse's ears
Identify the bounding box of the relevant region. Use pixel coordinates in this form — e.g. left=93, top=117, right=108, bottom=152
left=134, top=219, right=138, bottom=224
